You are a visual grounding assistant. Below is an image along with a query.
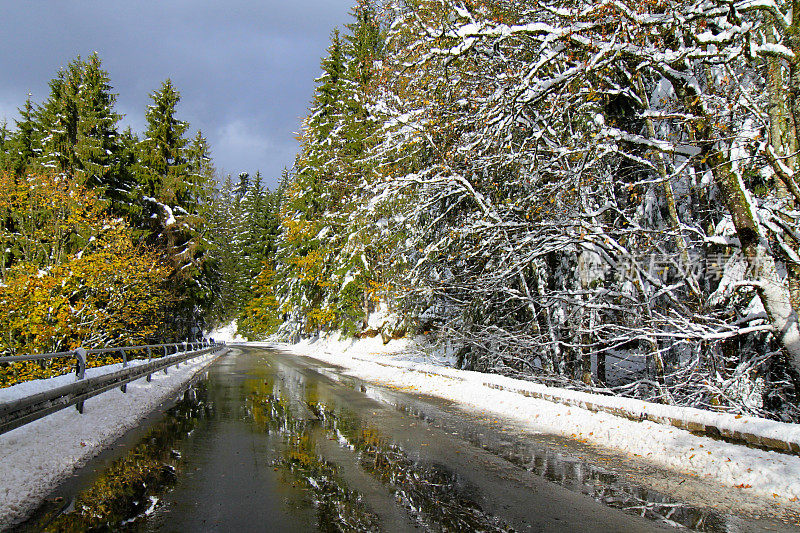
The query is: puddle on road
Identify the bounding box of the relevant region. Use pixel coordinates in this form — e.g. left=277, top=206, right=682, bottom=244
left=317, top=367, right=799, bottom=532
left=250, top=388, right=514, bottom=532
left=255, top=363, right=756, bottom=532
left=387, top=394, right=724, bottom=530
left=16, top=349, right=800, bottom=532
left=244, top=377, right=383, bottom=532
left=17, top=384, right=211, bottom=532
left=308, top=402, right=515, bottom=532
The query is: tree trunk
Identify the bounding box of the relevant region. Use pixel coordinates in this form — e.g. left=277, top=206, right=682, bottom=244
left=635, top=75, right=699, bottom=297
left=664, top=60, right=800, bottom=374
left=707, top=148, right=800, bottom=371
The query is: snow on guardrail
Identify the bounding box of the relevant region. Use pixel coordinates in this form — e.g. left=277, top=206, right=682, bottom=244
left=0, top=341, right=227, bottom=435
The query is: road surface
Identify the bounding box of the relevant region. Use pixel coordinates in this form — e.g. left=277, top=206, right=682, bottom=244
left=17, top=346, right=800, bottom=532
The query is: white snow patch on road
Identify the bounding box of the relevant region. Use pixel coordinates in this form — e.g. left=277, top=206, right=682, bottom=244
left=0, top=350, right=225, bottom=530
left=267, top=334, right=800, bottom=504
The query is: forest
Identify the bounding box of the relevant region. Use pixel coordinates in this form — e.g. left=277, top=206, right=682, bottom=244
left=0, top=53, right=222, bottom=355
left=5, top=0, right=800, bottom=422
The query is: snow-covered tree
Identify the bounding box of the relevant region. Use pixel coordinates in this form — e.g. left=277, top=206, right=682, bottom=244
left=135, top=79, right=215, bottom=338
left=273, top=5, right=386, bottom=338
left=347, top=0, right=800, bottom=416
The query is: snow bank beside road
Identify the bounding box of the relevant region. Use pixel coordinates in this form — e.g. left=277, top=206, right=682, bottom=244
left=0, top=357, right=153, bottom=403
left=0, top=349, right=226, bottom=530
left=272, top=334, right=800, bottom=503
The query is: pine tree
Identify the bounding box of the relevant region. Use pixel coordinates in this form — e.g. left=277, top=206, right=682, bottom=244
left=135, top=79, right=208, bottom=339
left=22, top=55, right=131, bottom=215
left=272, top=3, right=385, bottom=336
left=13, top=96, right=37, bottom=176
left=35, top=58, right=82, bottom=175
left=0, top=120, right=10, bottom=172
left=274, top=30, right=347, bottom=335
left=206, top=174, right=239, bottom=325
left=137, top=79, right=189, bottom=209
left=187, top=131, right=215, bottom=206
left=235, top=171, right=289, bottom=339
left=332, top=0, right=386, bottom=333
left=74, top=54, right=130, bottom=214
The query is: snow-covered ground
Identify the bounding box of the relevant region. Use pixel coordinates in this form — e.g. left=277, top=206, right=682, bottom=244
left=268, top=333, right=800, bottom=504
left=206, top=321, right=246, bottom=343
left=0, top=349, right=225, bottom=530
left=1, top=357, right=158, bottom=404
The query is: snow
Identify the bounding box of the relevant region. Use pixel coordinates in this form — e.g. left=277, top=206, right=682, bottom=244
left=0, top=350, right=224, bottom=530
left=205, top=321, right=246, bottom=343
left=141, top=196, right=176, bottom=226
left=0, top=357, right=153, bottom=403
left=268, top=334, right=800, bottom=504
left=753, top=42, right=796, bottom=60
left=161, top=204, right=176, bottom=227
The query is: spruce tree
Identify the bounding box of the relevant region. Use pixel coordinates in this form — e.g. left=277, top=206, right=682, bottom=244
left=13, top=96, right=37, bottom=176
left=331, top=0, right=385, bottom=334
left=24, top=55, right=131, bottom=215
left=74, top=54, right=130, bottom=214
left=35, top=58, right=82, bottom=174
left=137, top=79, right=189, bottom=209
left=235, top=171, right=288, bottom=339
left=187, top=131, right=215, bottom=207
left=273, top=4, right=385, bottom=336
left=0, top=121, right=10, bottom=172
left=136, top=79, right=206, bottom=339
left=206, top=174, right=239, bottom=325
left=274, top=31, right=347, bottom=334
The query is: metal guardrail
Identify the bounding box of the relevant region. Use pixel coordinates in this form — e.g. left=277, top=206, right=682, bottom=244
left=0, top=340, right=228, bottom=435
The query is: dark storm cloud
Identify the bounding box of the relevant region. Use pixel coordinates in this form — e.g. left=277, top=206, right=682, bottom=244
left=0, top=1, right=354, bottom=187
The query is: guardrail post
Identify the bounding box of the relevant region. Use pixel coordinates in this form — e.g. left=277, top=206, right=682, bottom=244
left=146, top=347, right=153, bottom=382
left=0, top=338, right=225, bottom=434
left=74, top=348, right=86, bottom=380
left=119, top=348, right=128, bottom=393
left=75, top=347, right=87, bottom=414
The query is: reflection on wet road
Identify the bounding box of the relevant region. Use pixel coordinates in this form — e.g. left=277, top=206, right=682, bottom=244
left=19, top=347, right=800, bottom=532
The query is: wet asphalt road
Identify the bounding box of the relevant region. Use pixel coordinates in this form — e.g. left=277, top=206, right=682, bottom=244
left=19, top=347, right=800, bottom=532
left=145, top=347, right=667, bottom=532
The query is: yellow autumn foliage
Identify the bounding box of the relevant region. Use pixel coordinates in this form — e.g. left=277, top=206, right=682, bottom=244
left=237, top=264, right=282, bottom=340
left=0, top=221, right=170, bottom=351
left=0, top=172, right=172, bottom=386
left=0, top=170, right=106, bottom=270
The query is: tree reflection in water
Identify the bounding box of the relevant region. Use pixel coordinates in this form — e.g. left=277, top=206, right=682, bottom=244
left=249, top=389, right=382, bottom=532
left=18, top=361, right=771, bottom=533
left=26, top=384, right=210, bottom=532
left=249, top=379, right=515, bottom=532
left=252, top=373, right=733, bottom=533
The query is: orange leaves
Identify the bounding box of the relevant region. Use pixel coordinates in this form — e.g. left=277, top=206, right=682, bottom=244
left=0, top=170, right=106, bottom=268
left=0, top=171, right=170, bottom=363
left=366, top=280, right=392, bottom=303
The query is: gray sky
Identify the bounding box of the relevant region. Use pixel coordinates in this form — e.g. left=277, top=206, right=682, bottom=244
left=0, top=1, right=355, bottom=188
